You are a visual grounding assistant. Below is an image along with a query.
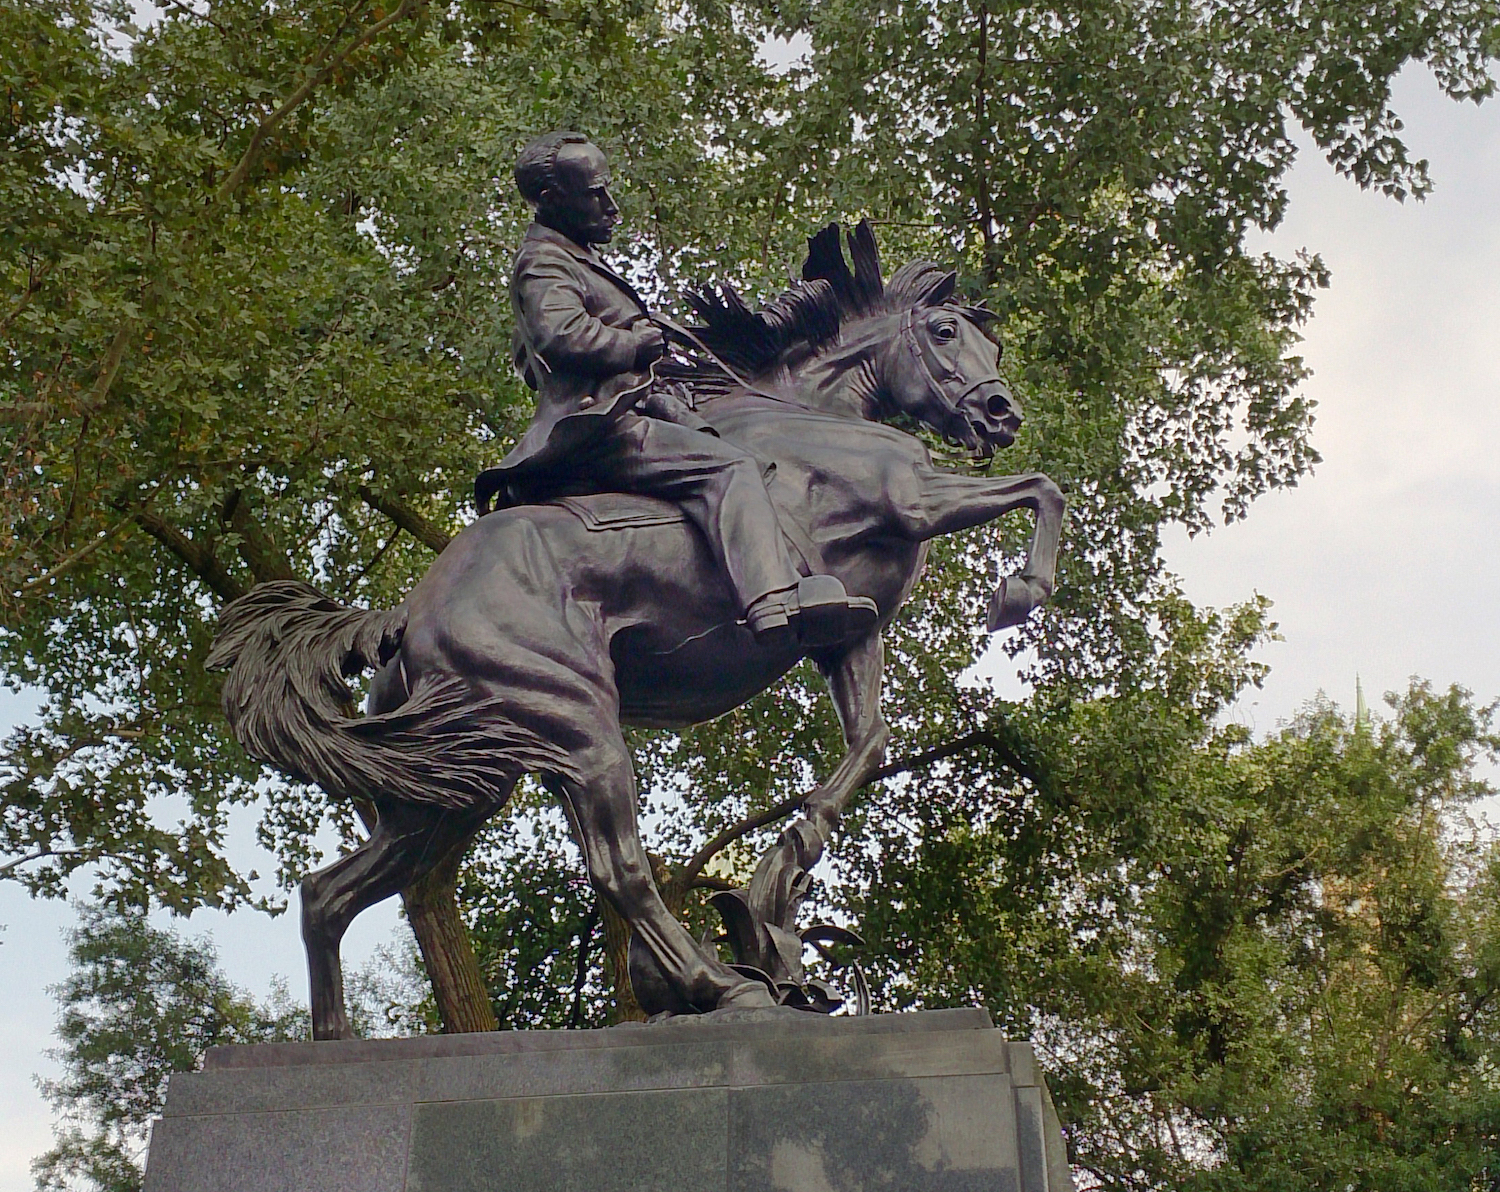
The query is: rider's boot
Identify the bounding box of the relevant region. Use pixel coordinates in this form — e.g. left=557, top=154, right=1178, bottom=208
left=746, top=575, right=879, bottom=649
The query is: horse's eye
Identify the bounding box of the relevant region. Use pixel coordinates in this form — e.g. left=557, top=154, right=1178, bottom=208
left=933, top=322, right=957, bottom=341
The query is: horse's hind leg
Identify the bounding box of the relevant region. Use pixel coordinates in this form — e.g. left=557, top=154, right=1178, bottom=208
left=544, top=730, right=777, bottom=1016
left=301, top=798, right=497, bottom=1040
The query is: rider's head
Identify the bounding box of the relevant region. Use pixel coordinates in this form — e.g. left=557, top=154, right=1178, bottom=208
left=516, top=132, right=619, bottom=247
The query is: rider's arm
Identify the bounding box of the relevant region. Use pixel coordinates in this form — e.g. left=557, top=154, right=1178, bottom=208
left=514, top=254, right=647, bottom=377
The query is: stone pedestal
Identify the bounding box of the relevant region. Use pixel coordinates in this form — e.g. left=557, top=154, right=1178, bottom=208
left=143, top=1007, right=1072, bottom=1192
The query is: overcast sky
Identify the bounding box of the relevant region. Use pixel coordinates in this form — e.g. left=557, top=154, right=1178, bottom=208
left=2, top=64, right=1497, bottom=1192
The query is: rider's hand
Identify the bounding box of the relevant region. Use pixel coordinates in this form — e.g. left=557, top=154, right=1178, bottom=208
left=632, top=324, right=667, bottom=369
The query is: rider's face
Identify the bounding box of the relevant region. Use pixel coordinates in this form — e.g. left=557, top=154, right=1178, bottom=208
left=539, top=143, right=620, bottom=246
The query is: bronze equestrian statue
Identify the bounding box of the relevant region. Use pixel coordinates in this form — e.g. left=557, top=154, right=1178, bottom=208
left=206, top=135, right=1065, bottom=1040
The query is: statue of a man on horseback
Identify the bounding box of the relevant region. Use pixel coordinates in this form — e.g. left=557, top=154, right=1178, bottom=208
left=206, top=141, right=1066, bottom=1037
left=476, top=132, right=877, bottom=650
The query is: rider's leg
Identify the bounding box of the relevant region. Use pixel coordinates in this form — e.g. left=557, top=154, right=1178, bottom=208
left=580, top=414, right=876, bottom=644
left=601, top=414, right=799, bottom=606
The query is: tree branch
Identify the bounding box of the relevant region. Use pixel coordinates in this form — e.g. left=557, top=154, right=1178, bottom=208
left=567, top=904, right=599, bottom=1029
left=161, top=0, right=235, bottom=38
left=84, top=323, right=133, bottom=412
left=133, top=509, right=246, bottom=602
left=347, top=528, right=400, bottom=589
left=0, top=847, right=85, bottom=879
left=865, top=728, right=1035, bottom=786
left=1, top=258, right=54, bottom=335
left=679, top=726, right=1038, bottom=882
left=683, top=791, right=806, bottom=884
left=214, top=0, right=424, bottom=203
left=219, top=489, right=294, bottom=582
left=358, top=485, right=452, bottom=553
left=19, top=518, right=135, bottom=594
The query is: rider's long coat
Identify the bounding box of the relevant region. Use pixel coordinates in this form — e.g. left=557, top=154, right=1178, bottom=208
left=475, top=223, right=655, bottom=510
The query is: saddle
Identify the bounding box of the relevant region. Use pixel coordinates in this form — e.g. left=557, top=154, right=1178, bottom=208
left=553, top=493, right=685, bottom=532
left=550, top=491, right=824, bottom=578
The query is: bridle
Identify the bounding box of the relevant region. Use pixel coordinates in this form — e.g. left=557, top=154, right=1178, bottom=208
left=655, top=305, right=1003, bottom=437
left=897, top=306, right=997, bottom=434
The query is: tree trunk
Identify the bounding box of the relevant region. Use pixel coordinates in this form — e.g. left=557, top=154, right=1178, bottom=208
left=402, top=847, right=498, bottom=1034
left=600, top=897, right=646, bottom=1023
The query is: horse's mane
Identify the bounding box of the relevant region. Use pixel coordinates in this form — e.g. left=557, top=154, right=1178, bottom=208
left=680, top=220, right=981, bottom=377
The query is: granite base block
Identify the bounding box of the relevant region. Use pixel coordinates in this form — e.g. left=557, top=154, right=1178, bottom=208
left=143, top=1008, right=1073, bottom=1192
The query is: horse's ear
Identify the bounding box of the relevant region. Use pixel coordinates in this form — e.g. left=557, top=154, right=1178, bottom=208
left=963, top=304, right=999, bottom=325
left=921, top=270, right=958, bottom=306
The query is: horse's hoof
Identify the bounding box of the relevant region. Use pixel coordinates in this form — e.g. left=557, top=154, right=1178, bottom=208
left=716, top=978, right=781, bottom=1011
left=986, top=577, right=1038, bottom=632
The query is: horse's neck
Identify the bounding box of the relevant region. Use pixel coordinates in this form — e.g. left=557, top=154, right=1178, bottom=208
left=779, top=318, right=892, bottom=422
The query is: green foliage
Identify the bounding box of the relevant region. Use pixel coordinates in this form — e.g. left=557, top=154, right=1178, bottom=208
left=33, top=902, right=422, bottom=1192
left=33, top=905, right=303, bottom=1192
left=8, top=2, right=1500, bottom=1188
left=845, top=656, right=1500, bottom=1191
left=457, top=793, right=608, bottom=1030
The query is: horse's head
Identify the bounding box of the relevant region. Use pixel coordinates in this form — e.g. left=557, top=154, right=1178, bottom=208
left=795, top=224, right=1020, bottom=459
left=681, top=221, right=1021, bottom=459
left=881, top=280, right=1019, bottom=459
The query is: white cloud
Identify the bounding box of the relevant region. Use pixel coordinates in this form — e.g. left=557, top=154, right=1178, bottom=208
left=1162, top=65, right=1500, bottom=737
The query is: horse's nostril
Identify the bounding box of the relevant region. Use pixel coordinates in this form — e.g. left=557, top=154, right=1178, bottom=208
left=987, top=393, right=1012, bottom=417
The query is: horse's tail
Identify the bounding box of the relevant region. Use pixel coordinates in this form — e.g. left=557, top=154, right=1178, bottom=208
left=205, top=580, right=572, bottom=809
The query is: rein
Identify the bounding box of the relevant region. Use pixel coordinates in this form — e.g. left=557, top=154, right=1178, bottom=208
left=650, top=313, right=790, bottom=405
left=654, top=306, right=989, bottom=436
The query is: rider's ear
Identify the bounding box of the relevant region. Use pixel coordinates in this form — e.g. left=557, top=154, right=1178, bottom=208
left=921, top=271, right=958, bottom=306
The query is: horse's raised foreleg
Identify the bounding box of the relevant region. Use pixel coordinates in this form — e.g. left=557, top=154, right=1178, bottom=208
left=302, top=799, right=496, bottom=1040
left=892, top=467, right=1065, bottom=630
left=544, top=730, right=778, bottom=1017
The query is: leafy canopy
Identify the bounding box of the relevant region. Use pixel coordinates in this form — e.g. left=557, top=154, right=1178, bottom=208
left=6, top=2, right=1500, bottom=1188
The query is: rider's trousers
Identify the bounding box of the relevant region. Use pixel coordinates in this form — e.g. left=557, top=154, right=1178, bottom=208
left=569, top=412, right=802, bottom=613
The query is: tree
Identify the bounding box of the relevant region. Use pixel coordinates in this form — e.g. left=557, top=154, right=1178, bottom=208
left=843, top=644, right=1500, bottom=1190
left=34, top=903, right=422, bottom=1192
left=36, top=906, right=284, bottom=1192
left=5, top=0, right=1498, bottom=1046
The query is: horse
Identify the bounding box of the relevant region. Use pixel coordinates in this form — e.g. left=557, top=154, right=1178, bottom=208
left=206, top=222, right=1065, bottom=1039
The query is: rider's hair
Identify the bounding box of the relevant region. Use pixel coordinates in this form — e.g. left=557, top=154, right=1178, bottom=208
left=514, top=131, right=592, bottom=205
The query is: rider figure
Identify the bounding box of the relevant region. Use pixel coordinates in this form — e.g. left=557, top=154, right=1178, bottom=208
left=475, top=132, right=876, bottom=647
